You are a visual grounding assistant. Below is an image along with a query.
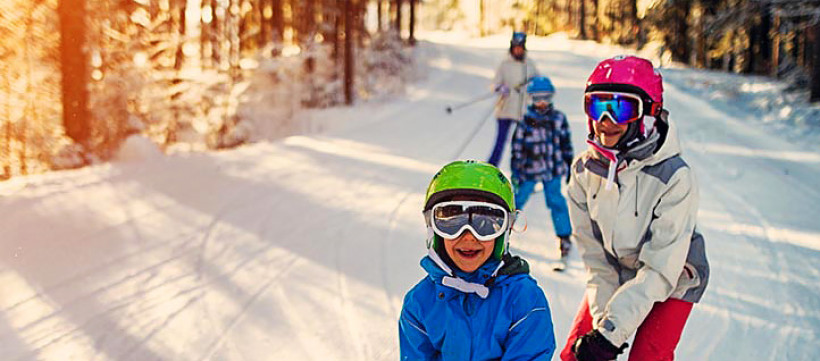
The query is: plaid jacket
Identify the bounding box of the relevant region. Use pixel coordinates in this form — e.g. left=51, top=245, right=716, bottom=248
left=511, top=108, right=574, bottom=182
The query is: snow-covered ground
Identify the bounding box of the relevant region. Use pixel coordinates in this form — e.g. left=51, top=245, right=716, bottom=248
left=2, top=32, right=820, bottom=360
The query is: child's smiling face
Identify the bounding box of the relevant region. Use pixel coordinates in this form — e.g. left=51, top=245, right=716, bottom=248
left=443, top=229, right=495, bottom=273
left=593, top=115, right=628, bottom=147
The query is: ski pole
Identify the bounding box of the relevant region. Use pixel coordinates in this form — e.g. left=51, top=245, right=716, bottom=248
left=445, top=91, right=496, bottom=114
left=446, top=78, right=532, bottom=114
left=451, top=100, right=501, bottom=159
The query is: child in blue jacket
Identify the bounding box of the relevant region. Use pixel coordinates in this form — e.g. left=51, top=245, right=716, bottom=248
left=399, top=160, right=556, bottom=361
left=510, top=76, right=574, bottom=259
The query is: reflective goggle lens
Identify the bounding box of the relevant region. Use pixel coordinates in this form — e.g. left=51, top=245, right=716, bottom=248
left=531, top=94, right=553, bottom=104
left=584, top=92, right=643, bottom=124
left=431, top=201, right=508, bottom=241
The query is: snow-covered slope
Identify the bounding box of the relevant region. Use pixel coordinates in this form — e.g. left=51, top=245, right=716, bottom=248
left=1, top=33, right=819, bottom=361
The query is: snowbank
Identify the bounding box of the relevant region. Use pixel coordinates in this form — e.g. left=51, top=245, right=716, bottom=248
left=114, top=134, right=163, bottom=162
left=662, top=68, right=820, bottom=152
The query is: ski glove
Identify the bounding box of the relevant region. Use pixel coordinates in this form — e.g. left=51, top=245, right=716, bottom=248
left=495, top=84, right=510, bottom=96
left=564, top=160, right=572, bottom=184
left=573, top=329, right=627, bottom=361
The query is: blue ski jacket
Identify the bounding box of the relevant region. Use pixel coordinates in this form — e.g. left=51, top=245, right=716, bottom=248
left=399, top=252, right=555, bottom=361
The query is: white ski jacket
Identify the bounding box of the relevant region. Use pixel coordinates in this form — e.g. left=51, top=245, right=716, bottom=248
left=567, top=120, right=709, bottom=347
left=493, top=56, right=539, bottom=121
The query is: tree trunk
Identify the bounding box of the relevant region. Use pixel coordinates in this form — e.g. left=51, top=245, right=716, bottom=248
left=229, top=0, right=240, bottom=77
left=579, top=0, right=586, bottom=40
left=668, top=0, right=691, bottom=63
left=333, top=0, right=341, bottom=60
left=772, top=8, right=780, bottom=78
left=747, top=9, right=771, bottom=74
left=272, top=0, right=284, bottom=45
left=149, top=0, right=159, bottom=19
left=3, top=68, right=11, bottom=179
left=799, top=28, right=807, bottom=69
left=356, top=0, right=366, bottom=48
left=305, top=0, right=316, bottom=72
left=172, top=0, right=187, bottom=144
left=298, top=0, right=315, bottom=46
left=58, top=0, right=90, bottom=148
left=377, top=0, right=383, bottom=31
left=259, top=0, right=271, bottom=46
left=395, top=0, right=402, bottom=37
left=344, top=0, right=353, bottom=105
left=533, top=0, right=540, bottom=35
left=201, top=0, right=212, bottom=67
left=174, top=0, right=187, bottom=71
left=626, top=0, right=637, bottom=44
left=810, top=24, right=820, bottom=102
left=592, top=0, right=600, bottom=41
left=409, top=0, right=416, bottom=45
left=480, top=0, right=486, bottom=36
left=212, top=0, right=223, bottom=66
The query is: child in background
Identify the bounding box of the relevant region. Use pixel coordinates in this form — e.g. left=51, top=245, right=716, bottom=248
left=399, top=160, right=555, bottom=361
left=510, top=76, right=574, bottom=263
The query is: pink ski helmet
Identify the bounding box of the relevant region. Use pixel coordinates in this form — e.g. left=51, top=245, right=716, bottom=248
left=585, top=55, right=663, bottom=105
left=585, top=55, right=664, bottom=150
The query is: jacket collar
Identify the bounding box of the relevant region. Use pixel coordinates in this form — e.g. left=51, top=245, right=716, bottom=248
left=584, top=119, right=683, bottom=184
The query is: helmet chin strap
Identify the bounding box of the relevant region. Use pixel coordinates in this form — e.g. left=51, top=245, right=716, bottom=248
left=427, top=246, right=505, bottom=299
left=641, top=115, right=656, bottom=139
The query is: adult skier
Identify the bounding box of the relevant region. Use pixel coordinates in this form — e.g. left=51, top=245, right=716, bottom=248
left=561, top=56, right=710, bottom=361
left=488, top=32, right=539, bottom=167
left=510, top=76, right=574, bottom=270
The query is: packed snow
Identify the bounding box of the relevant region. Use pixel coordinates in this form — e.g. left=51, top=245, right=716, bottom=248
left=2, top=32, right=820, bottom=360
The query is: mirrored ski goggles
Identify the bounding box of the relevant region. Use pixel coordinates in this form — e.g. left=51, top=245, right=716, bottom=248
left=428, top=201, right=510, bottom=241
left=529, top=92, right=554, bottom=105
left=584, top=91, right=645, bottom=124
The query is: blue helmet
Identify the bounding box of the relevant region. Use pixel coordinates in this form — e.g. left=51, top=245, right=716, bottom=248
left=527, top=76, right=555, bottom=115
left=527, top=76, right=555, bottom=94
left=511, top=32, right=527, bottom=48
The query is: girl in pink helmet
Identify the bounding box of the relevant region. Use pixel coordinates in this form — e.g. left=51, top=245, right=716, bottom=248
left=561, top=55, right=709, bottom=361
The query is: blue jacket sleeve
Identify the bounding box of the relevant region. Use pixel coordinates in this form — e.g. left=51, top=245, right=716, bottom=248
left=399, top=293, right=438, bottom=361
left=501, top=280, right=556, bottom=361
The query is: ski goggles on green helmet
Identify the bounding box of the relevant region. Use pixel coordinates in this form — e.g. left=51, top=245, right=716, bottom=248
left=584, top=91, right=646, bottom=124
left=428, top=201, right=510, bottom=241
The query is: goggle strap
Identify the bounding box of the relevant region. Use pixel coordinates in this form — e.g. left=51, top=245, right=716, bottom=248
left=650, top=103, right=662, bottom=116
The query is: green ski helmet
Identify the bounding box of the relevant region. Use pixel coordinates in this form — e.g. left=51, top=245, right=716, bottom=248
left=423, top=160, right=516, bottom=261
